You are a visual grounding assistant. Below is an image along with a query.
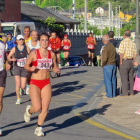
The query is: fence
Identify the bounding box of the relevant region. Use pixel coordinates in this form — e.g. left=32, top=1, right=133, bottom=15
left=65, top=29, right=123, bottom=57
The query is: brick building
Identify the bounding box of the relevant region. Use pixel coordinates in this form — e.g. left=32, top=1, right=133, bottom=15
left=0, top=0, right=21, bottom=22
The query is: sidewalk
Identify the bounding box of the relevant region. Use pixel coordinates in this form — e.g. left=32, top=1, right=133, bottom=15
left=97, top=81, right=140, bottom=133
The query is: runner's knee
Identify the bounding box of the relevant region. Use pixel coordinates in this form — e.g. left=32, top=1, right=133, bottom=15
left=34, top=106, right=41, bottom=113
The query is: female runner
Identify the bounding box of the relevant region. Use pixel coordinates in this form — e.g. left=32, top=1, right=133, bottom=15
left=24, top=33, right=60, bottom=137
left=61, top=34, right=71, bottom=66
left=7, top=35, right=30, bottom=104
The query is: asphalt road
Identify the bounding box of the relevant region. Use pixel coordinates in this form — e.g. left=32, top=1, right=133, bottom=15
left=0, top=66, right=128, bottom=140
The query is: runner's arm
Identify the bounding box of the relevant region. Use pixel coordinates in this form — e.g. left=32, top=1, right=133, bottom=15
left=61, top=40, right=64, bottom=47
left=26, top=46, right=30, bottom=54
left=86, top=38, right=88, bottom=45
left=24, top=51, right=35, bottom=71
left=69, top=40, right=71, bottom=47
left=51, top=52, right=60, bottom=73
left=94, top=38, right=97, bottom=45
left=7, top=47, right=16, bottom=62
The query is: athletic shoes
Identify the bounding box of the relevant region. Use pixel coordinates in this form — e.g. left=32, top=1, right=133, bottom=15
left=91, top=62, right=94, bottom=66
left=88, top=62, right=91, bottom=66
left=34, top=127, right=44, bottom=137
left=58, top=63, right=62, bottom=69
left=0, top=128, right=2, bottom=136
left=24, top=105, right=32, bottom=123
left=135, top=109, right=140, bottom=115
left=65, top=62, right=69, bottom=66
left=26, top=85, right=30, bottom=95
left=15, top=99, right=21, bottom=105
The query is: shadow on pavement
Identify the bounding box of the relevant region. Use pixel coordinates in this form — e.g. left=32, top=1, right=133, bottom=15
left=60, top=70, right=87, bottom=77
left=2, top=104, right=111, bottom=136
left=52, top=81, right=86, bottom=97
left=62, top=66, right=79, bottom=70
left=3, top=92, right=16, bottom=98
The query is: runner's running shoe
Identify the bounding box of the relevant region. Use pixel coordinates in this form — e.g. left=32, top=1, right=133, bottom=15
left=91, top=62, right=94, bottom=66
left=58, top=63, right=62, bottom=69
left=26, top=85, right=30, bottom=95
left=34, top=127, right=44, bottom=137
left=135, top=109, right=140, bottom=115
left=88, top=62, right=91, bottom=66
left=24, top=105, right=32, bottom=123
left=15, top=99, right=21, bottom=105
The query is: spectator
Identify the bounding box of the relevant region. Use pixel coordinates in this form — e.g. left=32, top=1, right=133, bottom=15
left=101, top=35, right=116, bottom=98
left=7, top=32, right=16, bottom=50
left=108, top=31, right=119, bottom=69
left=118, top=30, right=137, bottom=96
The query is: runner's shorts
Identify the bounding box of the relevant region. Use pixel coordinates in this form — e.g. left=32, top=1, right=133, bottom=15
left=14, top=66, right=28, bottom=78
left=63, top=50, right=70, bottom=52
left=0, top=69, right=7, bottom=87
left=88, top=49, right=94, bottom=53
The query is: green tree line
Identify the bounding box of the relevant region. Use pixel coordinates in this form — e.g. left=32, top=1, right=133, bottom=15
left=33, top=0, right=135, bottom=12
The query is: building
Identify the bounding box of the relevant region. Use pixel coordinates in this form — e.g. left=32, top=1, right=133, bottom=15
left=0, top=0, right=21, bottom=22
left=21, top=3, right=80, bottom=29
left=95, top=7, right=108, bottom=17
left=88, top=17, right=122, bottom=29
left=119, top=10, right=136, bottom=22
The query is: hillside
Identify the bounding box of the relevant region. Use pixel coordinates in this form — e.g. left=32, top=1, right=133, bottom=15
left=32, top=0, right=136, bottom=12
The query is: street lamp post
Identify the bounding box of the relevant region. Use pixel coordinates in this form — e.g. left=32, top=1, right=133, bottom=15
left=135, top=0, right=139, bottom=61
left=84, top=0, right=87, bottom=30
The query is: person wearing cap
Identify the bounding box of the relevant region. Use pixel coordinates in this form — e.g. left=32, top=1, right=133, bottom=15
left=86, top=32, right=97, bottom=66
left=7, top=35, right=30, bottom=105
left=61, top=34, right=71, bottom=66
left=6, top=32, right=16, bottom=50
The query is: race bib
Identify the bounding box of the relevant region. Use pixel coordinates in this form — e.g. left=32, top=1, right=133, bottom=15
left=64, top=46, right=69, bottom=50
left=37, top=59, right=52, bottom=69
left=17, top=58, right=26, bottom=67
left=88, top=45, right=93, bottom=49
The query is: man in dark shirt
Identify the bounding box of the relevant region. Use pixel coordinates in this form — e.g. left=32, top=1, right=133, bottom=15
left=108, top=31, right=120, bottom=69
left=101, top=35, right=116, bottom=98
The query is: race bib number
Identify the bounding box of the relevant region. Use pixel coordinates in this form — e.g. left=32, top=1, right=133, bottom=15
left=64, top=46, right=69, bottom=50
left=37, top=59, right=52, bottom=69
left=17, top=58, right=26, bottom=67
left=88, top=45, right=93, bottom=49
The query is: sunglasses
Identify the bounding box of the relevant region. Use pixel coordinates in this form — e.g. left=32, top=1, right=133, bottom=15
left=19, top=38, right=24, bottom=41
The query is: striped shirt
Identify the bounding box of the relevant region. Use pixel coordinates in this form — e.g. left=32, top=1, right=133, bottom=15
left=118, top=38, right=137, bottom=59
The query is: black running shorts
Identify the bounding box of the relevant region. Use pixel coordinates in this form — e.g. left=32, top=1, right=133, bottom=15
left=0, top=70, right=7, bottom=87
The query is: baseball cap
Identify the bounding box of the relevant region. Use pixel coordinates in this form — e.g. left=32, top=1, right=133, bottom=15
left=64, top=34, right=68, bottom=37
left=16, top=35, right=24, bottom=40
left=7, top=32, right=12, bottom=35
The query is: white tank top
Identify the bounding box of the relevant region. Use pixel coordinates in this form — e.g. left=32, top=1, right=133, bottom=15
left=0, top=41, right=6, bottom=71
left=28, top=40, right=40, bottom=51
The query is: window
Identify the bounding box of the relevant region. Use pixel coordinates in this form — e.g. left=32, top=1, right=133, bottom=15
left=1, top=26, right=14, bottom=36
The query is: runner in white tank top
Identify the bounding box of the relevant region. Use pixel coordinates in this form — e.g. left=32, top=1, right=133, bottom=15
left=25, top=30, right=40, bottom=95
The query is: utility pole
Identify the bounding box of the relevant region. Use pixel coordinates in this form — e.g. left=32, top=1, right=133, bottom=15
left=84, top=0, right=87, bottom=30
left=135, top=0, right=139, bottom=61
left=72, top=0, right=76, bottom=19
left=112, top=11, right=113, bottom=31
left=108, top=2, right=111, bottom=31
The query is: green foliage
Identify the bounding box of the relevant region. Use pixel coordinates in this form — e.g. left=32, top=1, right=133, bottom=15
left=44, top=17, right=65, bottom=35
left=32, top=0, right=135, bottom=13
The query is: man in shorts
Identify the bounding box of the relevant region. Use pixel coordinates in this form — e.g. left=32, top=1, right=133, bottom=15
left=0, top=21, right=10, bottom=135
left=25, top=30, right=40, bottom=94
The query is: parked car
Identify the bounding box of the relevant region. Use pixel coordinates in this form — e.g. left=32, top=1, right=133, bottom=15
left=69, top=56, right=86, bottom=66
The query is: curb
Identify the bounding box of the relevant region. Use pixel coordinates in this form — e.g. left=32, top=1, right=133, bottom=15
left=72, top=79, right=140, bottom=139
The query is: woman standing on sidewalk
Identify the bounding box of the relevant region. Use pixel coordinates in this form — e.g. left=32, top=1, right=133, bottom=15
left=7, top=35, right=30, bottom=104
left=61, top=34, right=71, bottom=66
left=24, top=33, right=60, bottom=137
